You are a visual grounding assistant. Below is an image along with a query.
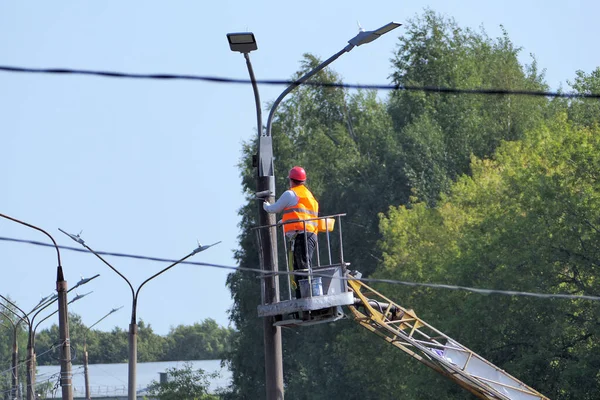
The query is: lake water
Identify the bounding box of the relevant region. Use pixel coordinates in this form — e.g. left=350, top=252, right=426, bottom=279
left=35, top=359, right=231, bottom=398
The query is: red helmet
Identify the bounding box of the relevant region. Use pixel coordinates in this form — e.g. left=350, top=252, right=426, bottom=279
left=288, top=166, right=307, bottom=182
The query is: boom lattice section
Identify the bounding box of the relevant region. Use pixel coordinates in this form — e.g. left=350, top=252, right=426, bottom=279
left=346, top=278, right=549, bottom=400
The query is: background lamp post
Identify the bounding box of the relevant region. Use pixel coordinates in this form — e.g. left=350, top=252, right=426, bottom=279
left=0, top=213, right=77, bottom=400
left=27, top=290, right=93, bottom=400
left=0, top=295, right=61, bottom=400
left=227, top=31, right=284, bottom=400
left=60, top=229, right=219, bottom=400
left=0, top=274, right=97, bottom=400
left=229, top=21, right=401, bottom=400
left=82, top=306, right=123, bottom=400
left=0, top=304, right=26, bottom=400
left=1, top=293, right=58, bottom=400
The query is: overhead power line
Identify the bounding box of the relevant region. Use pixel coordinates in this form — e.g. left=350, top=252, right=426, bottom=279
left=2, top=236, right=600, bottom=302
left=1, top=65, right=598, bottom=99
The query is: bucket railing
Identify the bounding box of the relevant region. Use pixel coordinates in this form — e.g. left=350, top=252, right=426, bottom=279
left=254, top=213, right=347, bottom=303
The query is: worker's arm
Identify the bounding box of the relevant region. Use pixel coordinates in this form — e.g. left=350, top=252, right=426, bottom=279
left=263, top=190, right=298, bottom=213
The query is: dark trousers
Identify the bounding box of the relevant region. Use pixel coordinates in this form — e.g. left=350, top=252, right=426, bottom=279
left=292, top=232, right=317, bottom=298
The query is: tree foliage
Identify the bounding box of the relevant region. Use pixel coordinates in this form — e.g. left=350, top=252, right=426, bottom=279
left=567, top=67, right=600, bottom=127
left=146, top=362, right=219, bottom=400
left=223, top=8, right=600, bottom=400
left=21, top=315, right=233, bottom=366
left=388, top=8, right=547, bottom=205
left=377, top=114, right=600, bottom=399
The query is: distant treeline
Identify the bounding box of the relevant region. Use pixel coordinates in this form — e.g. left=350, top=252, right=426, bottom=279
left=0, top=311, right=234, bottom=367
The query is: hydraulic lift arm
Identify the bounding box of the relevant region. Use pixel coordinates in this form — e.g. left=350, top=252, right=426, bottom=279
left=346, top=277, right=550, bottom=400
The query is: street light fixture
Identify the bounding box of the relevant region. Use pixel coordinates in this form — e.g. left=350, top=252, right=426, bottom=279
left=348, top=21, right=402, bottom=46
left=228, top=21, right=401, bottom=400
left=227, top=32, right=257, bottom=53
left=60, top=229, right=219, bottom=400
left=0, top=213, right=79, bottom=400
left=82, top=306, right=124, bottom=400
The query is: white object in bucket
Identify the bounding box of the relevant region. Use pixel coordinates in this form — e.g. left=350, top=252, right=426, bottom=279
left=299, top=277, right=323, bottom=298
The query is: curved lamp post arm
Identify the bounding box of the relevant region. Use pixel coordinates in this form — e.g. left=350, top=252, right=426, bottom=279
left=244, top=52, right=262, bottom=143
left=0, top=294, right=30, bottom=326
left=83, top=305, right=124, bottom=345
left=264, top=46, right=350, bottom=141
left=59, top=229, right=136, bottom=300
left=29, top=275, right=98, bottom=329
left=133, top=242, right=220, bottom=322
left=88, top=306, right=124, bottom=331
left=32, top=290, right=93, bottom=340
left=264, top=22, right=402, bottom=141
left=0, top=214, right=73, bottom=400
left=0, top=213, right=61, bottom=266
left=0, top=310, right=17, bottom=329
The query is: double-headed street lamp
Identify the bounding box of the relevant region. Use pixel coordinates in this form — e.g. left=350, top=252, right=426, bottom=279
left=227, top=22, right=401, bottom=400
left=60, top=229, right=219, bottom=400
left=0, top=213, right=80, bottom=400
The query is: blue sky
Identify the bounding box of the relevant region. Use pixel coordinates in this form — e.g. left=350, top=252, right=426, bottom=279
left=1, top=1, right=598, bottom=336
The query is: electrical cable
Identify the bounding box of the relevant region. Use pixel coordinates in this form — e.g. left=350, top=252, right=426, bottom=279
left=0, top=339, right=67, bottom=377
left=1, top=65, right=598, bottom=99
left=1, top=236, right=600, bottom=302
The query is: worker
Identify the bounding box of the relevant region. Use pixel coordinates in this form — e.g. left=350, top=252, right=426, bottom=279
left=263, top=166, right=319, bottom=298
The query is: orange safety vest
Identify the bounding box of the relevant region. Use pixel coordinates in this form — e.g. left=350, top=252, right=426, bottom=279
left=282, top=185, right=319, bottom=234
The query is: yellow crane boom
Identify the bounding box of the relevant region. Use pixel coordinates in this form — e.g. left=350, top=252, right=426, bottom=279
left=346, top=277, right=550, bottom=400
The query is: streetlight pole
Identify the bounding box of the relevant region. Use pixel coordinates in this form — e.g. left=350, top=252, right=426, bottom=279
left=228, top=22, right=401, bottom=400
left=1, top=294, right=61, bottom=400
left=0, top=294, right=55, bottom=400
left=81, top=306, right=123, bottom=400
left=60, top=229, right=219, bottom=400
left=227, top=31, right=284, bottom=400
left=0, top=213, right=77, bottom=400
left=0, top=278, right=96, bottom=400
left=28, top=290, right=93, bottom=400
left=0, top=307, right=24, bottom=400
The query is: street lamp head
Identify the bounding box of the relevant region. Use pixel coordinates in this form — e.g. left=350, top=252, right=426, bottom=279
left=227, top=32, right=258, bottom=53
left=192, top=240, right=222, bottom=255
left=69, top=291, right=93, bottom=304
left=347, top=21, right=402, bottom=47
left=110, top=305, right=125, bottom=314
left=374, top=21, right=402, bottom=35
left=73, top=273, right=100, bottom=289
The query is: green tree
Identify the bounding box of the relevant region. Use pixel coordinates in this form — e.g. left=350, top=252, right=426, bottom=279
left=89, top=326, right=129, bottom=363
left=137, top=319, right=167, bottom=362
left=165, top=319, right=233, bottom=361
left=377, top=114, right=600, bottom=399
left=34, top=314, right=233, bottom=365
left=567, top=67, right=600, bottom=127
left=146, top=362, right=219, bottom=400
left=388, top=9, right=548, bottom=205
left=225, top=9, right=554, bottom=399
